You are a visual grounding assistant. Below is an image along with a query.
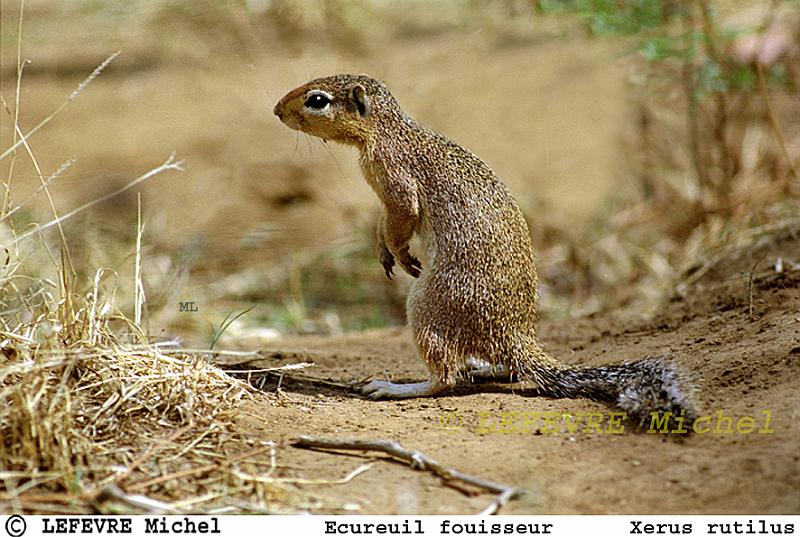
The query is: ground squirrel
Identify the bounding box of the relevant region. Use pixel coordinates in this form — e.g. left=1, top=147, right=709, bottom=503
left=274, top=74, right=695, bottom=426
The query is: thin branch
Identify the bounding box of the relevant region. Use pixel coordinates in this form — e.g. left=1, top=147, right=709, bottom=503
left=0, top=51, right=121, bottom=162
left=134, top=192, right=146, bottom=329
left=93, top=484, right=180, bottom=514
left=220, top=362, right=314, bottom=374
left=3, top=153, right=183, bottom=248
left=163, top=348, right=260, bottom=357
left=4, top=97, right=77, bottom=278
left=3, top=0, right=27, bottom=218
left=478, top=487, right=518, bottom=516
left=682, top=3, right=708, bottom=192
left=1, top=157, right=77, bottom=222
left=756, top=64, right=800, bottom=185
left=239, top=368, right=353, bottom=391
left=291, top=435, right=521, bottom=515
left=232, top=462, right=373, bottom=485
left=697, top=0, right=734, bottom=191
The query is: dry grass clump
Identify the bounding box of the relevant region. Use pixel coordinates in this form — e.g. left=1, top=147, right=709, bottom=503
left=0, top=312, right=251, bottom=511
left=0, top=172, right=279, bottom=513
left=0, top=40, right=322, bottom=513
left=0, top=274, right=340, bottom=513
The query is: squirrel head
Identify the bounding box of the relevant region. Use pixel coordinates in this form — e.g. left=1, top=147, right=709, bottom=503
left=274, top=74, right=399, bottom=147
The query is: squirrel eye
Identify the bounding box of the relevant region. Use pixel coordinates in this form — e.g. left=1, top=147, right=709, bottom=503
left=304, top=93, right=331, bottom=110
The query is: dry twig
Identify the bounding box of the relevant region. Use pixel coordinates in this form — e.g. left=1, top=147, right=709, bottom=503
left=94, top=484, right=180, bottom=515
left=4, top=153, right=184, bottom=248
left=291, top=435, right=520, bottom=515
left=0, top=51, right=121, bottom=162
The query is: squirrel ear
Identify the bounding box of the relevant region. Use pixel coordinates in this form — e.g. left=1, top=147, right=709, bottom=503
left=350, top=84, right=370, bottom=117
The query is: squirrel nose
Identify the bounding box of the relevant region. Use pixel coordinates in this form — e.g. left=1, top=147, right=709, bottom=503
left=273, top=103, right=283, bottom=118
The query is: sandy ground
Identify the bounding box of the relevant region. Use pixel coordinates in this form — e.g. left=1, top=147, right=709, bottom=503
left=226, top=263, right=800, bottom=514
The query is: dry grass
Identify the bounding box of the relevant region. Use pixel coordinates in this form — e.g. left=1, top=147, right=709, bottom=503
left=0, top=16, right=326, bottom=514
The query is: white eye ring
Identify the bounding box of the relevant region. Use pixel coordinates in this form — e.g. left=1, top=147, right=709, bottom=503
left=304, top=90, right=333, bottom=112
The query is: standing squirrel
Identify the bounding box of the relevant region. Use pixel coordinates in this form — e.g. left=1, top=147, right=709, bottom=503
left=274, top=74, right=695, bottom=426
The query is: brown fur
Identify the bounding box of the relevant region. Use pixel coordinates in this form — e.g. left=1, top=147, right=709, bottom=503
left=274, top=74, right=695, bottom=426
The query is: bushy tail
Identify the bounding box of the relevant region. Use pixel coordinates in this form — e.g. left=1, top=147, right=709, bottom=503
left=530, top=357, right=697, bottom=429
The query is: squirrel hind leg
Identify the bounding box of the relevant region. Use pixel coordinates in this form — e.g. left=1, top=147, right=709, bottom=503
left=361, top=332, right=456, bottom=399
left=361, top=379, right=445, bottom=399
left=359, top=320, right=463, bottom=399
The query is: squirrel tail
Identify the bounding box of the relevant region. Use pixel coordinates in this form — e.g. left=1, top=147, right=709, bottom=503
left=525, top=356, right=697, bottom=428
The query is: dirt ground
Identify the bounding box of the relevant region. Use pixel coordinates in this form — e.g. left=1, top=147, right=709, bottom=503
left=2, top=0, right=798, bottom=516
left=227, top=260, right=800, bottom=514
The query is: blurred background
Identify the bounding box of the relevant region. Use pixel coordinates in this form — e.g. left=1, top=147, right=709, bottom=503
left=1, top=0, right=798, bottom=346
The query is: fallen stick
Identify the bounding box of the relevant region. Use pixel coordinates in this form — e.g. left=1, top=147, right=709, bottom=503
left=94, top=484, right=179, bottom=515
left=257, top=370, right=354, bottom=390
left=291, top=435, right=520, bottom=515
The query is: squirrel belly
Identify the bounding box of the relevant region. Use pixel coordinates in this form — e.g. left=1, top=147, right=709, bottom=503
left=274, top=74, right=697, bottom=428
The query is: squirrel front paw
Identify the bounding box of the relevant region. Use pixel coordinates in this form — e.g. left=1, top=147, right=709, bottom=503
left=380, top=247, right=396, bottom=279
left=398, top=249, right=422, bottom=278
left=380, top=247, right=422, bottom=279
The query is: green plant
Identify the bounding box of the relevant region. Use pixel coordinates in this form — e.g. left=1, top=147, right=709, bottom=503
left=209, top=304, right=256, bottom=350
left=537, top=0, right=673, bottom=35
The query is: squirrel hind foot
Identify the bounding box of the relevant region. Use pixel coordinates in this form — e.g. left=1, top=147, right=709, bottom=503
left=361, top=379, right=445, bottom=399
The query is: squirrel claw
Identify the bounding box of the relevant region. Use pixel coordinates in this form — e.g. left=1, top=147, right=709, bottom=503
left=399, top=253, right=422, bottom=278
left=380, top=249, right=395, bottom=280
left=402, top=261, right=421, bottom=278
